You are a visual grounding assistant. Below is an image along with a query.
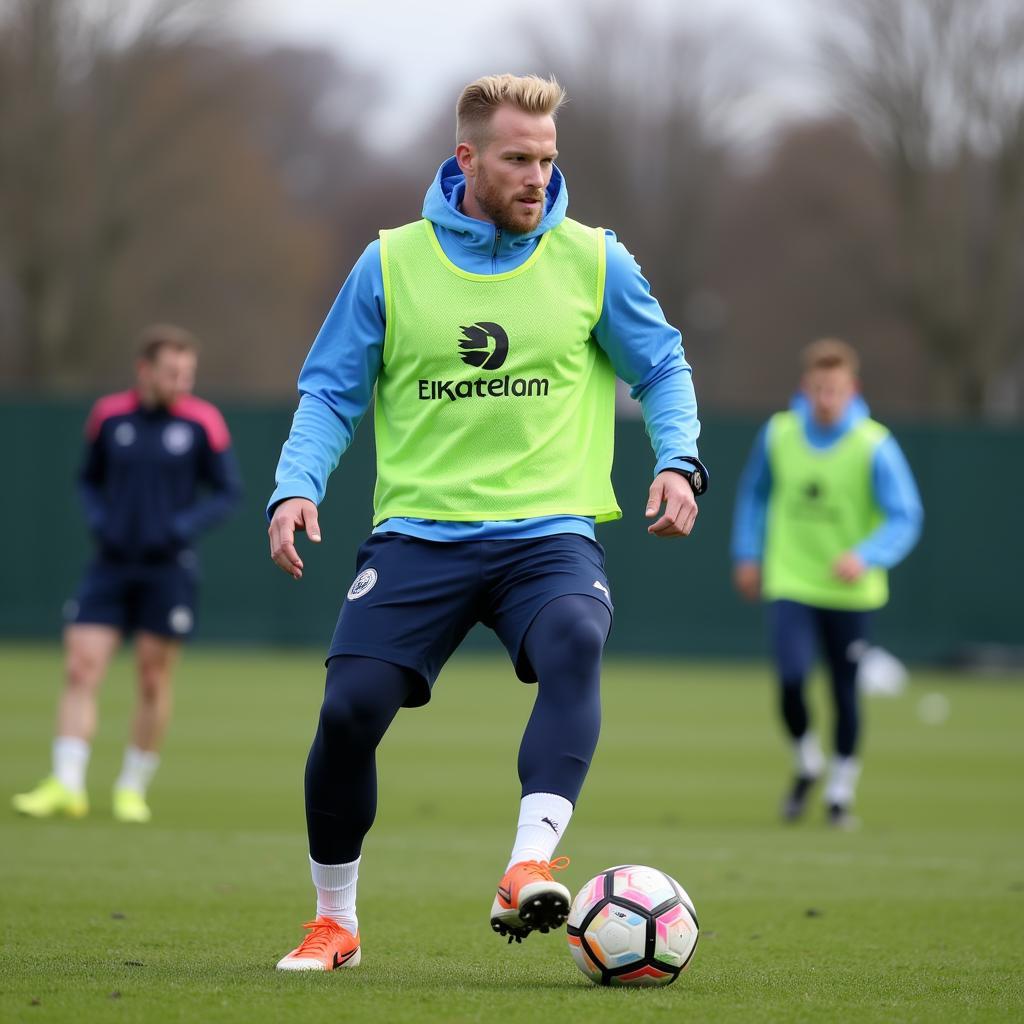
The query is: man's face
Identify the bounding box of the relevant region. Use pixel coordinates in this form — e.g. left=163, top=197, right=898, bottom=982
left=803, top=366, right=857, bottom=426
left=137, top=347, right=197, bottom=407
left=458, top=105, right=557, bottom=235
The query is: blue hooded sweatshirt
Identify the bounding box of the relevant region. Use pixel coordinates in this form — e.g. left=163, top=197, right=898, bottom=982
left=269, top=158, right=703, bottom=541
left=730, top=394, right=923, bottom=568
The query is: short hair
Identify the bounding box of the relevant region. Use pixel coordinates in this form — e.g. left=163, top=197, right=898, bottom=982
left=137, top=323, right=199, bottom=363
left=801, top=337, right=859, bottom=376
left=456, top=73, right=566, bottom=148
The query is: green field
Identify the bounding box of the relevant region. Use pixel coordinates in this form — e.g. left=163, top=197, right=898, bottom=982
left=2, top=645, right=1022, bottom=1023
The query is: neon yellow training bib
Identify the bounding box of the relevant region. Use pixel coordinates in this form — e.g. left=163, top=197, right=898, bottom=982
left=372, top=217, right=621, bottom=525
left=763, top=410, right=889, bottom=610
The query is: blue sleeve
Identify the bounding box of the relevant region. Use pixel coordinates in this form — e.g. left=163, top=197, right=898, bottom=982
left=731, top=423, right=772, bottom=562
left=172, top=444, right=243, bottom=542
left=267, top=241, right=385, bottom=517
left=593, top=232, right=701, bottom=477
left=855, top=434, right=923, bottom=568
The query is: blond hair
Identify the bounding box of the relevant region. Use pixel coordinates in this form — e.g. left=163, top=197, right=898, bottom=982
left=137, top=323, right=199, bottom=362
left=801, top=337, right=859, bottom=376
left=456, top=73, right=566, bottom=147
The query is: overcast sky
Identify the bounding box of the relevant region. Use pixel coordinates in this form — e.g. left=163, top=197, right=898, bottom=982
left=223, top=0, right=825, bottom=146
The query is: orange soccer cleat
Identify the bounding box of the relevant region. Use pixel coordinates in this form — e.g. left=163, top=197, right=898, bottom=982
left=275, top=917, right=361, bottom=972
left=490, top=856, right=571, bottom=943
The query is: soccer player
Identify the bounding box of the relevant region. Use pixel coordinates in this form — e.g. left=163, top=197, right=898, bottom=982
left=731, top=339, right=922, bottom=828
left=268, top=74, right=708, bottom=971
left=12, top=324, right=241, bottom=824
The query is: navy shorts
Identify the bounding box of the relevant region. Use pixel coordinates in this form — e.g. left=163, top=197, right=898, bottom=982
left=768, top=600, right=872, bottom=685
left=65, top=552, right=199, bottom=640
left=328, top=532, right=613, bottom=707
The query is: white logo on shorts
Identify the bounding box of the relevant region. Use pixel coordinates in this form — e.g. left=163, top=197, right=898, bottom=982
left=347, top=568, right=378, bottom=601
left=163, top=423, right=193, bottom=455
left=169, top=605, right=194, bottom=634
left=593, top=580, right=611, bottom=600
left=114, top=422, right=136, bottom=447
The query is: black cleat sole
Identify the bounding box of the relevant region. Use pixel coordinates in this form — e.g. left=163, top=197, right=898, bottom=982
left=491, top=920, right=530, bottom=944
left=491, top=891, right=569, bottom=943
left=520, top=891, right=569, bottom=932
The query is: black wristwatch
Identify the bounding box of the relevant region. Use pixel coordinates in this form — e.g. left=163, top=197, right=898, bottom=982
left=665, top=458, right=709, bottom=497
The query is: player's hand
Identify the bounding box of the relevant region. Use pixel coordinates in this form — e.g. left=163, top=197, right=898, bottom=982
left=268, top=498, right=321, bottom=580
left=733, top=561, right=761, bottom=602
left=834, top=550, right=866, bottom=582
left=645, top=471, right=698, bottom=538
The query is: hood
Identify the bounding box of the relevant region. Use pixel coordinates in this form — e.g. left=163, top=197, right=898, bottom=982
left=420, top=156, right=568, bottom=260
left=790, top=391, right=870, bottom=446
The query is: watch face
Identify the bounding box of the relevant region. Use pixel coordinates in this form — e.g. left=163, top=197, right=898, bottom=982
left=692, top=471, right=703, bottom=493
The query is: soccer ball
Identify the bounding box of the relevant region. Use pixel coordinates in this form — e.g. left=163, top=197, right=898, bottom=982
left=566, top=865, right=699, bottom=987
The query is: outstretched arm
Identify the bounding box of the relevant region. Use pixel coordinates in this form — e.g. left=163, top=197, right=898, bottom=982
left=843, top=434, right=923, bottom=576
left=266, top=241, right=386, bottom=577
left=593, top=233, right=705, bottom=537
left=730, top=423, right=771, bottom=600
left=267, top=240, right=386, bottom=517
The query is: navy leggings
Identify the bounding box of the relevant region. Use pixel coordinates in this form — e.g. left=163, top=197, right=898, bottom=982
left=769, top=600, right=871, bottom=759
left=305, top=594, right=610, bottom=864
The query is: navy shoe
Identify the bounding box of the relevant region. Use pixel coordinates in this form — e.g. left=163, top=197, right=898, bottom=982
left=826, top=802, right=860, bottom=830
left=781, top=775, right=818, bottom=822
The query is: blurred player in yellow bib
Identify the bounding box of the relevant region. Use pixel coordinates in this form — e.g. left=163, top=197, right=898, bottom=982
left=732, top=339, right=922, bottom=828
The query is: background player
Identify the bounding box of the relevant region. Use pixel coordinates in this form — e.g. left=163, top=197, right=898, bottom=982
left=267, top=73, right=708, bottom=970
left=731, top=338, right=922, bottom=827
left=13, top=325, right=241, bottom=823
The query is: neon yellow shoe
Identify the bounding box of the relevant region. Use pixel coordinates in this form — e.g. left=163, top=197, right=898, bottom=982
left=112, top=787, right=151, bottom=823
left=12, top=777, right=89, bottom=819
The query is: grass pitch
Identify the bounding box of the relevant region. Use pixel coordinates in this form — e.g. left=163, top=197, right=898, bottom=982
left=1, top=644, right=1022, bottom=1023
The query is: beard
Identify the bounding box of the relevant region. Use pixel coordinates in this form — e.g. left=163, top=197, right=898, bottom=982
left=473, top=166, right=545, bottom=235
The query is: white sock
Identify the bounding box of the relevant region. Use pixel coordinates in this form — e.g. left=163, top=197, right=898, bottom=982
left=825, top=756, right=861, bottom=807
left=310, top=856, right=360, bottom=934
left=52, top=737, right=90, bottom=793
left=506, top=793, right=574, bottom=871
left=793, top=733, right=825, bottom=779
left=115, top=746, right=160, bottom=795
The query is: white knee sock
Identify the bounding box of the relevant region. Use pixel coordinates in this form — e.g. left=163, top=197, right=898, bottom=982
left=825, top=756, right=861, bottom=807
left=53, top=737, right=90, bottom=793
left=115, top=746, right=160, bottom=795
left=310, top=856, right=360, bottom=934
left=793, top=732, right=825, bottom=779
left=506, top=792, right=574, bottom=870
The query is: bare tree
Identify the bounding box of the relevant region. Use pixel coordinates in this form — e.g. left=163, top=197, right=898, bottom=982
left=710, top=118, right=922, bottom=414
left=0, top=0, right=347, bottom=395
left=521, top=4, right=792, bottom=413
left=0, top=0, right=72, bottom=384
left=0, top=0, right=241, bottom=386
left=819, top=0, right=1024, bottom=415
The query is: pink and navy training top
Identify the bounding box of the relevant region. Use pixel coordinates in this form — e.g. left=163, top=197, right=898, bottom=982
left=80, top=390, right=242, bottom=562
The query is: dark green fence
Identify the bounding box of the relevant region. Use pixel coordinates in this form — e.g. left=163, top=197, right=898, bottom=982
left=3, top=399, right=1020, bottom=661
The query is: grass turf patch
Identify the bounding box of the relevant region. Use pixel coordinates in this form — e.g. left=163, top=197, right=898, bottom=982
left=1, top=645, right=1022, bottom=1022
